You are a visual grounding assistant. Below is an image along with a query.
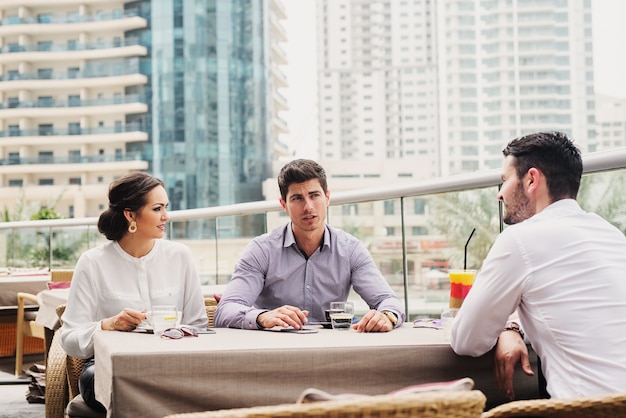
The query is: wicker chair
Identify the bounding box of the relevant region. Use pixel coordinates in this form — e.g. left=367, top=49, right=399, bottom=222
left=14, top=268, right=74, bottom=376
left=162, top=390, right=487, bottom=418
left=204, top=297, right=217, bottom=327
left=482, top=392, right=626, bottom=418
left=45, top=303, right=105, bottom=418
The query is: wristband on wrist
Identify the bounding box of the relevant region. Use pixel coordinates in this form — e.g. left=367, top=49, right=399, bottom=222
left=503, top=321, right=524, bottom=339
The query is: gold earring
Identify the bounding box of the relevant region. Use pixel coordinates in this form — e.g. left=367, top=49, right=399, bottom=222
left=128, top=221, right=137, bottom=233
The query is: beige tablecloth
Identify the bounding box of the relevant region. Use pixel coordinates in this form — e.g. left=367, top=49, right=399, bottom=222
left=35, top=288, right=71, bottom=329
left=94, top=324, right=538, bottom=418
left=0, top=273, right=50, bottom=310
left=34, top=285, right=225, bottom=330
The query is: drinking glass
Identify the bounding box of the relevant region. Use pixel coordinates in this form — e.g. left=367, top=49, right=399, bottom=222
left=448, top=269, right=476, bottom=308
left=150, top=305, right=178, bottom=336
left=329, top=301, right=354, bottom=330
left=440, top=307, right=458, bottom=342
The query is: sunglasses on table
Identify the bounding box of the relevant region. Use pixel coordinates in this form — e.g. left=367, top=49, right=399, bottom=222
left=161, top=326, right=199, bottom=339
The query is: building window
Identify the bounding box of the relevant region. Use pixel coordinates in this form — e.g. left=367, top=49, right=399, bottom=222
left=37, top=41, right=52, bottom=51
left=342, top=204, right=359, bottom=216
left=69, top=177, right=81, bottom=185
left=39, top=178, right=54, bottom=186
left=384, top=200, right=395, bottom=215
left=8, top=125, right=20, bottom=136
left=38, top=96, right=54, bottom=107
left=413, top=198, right=426, bottom=214
left=38, top=151, right=54, bottom=163
left=9, top=179, right=23, bottom=187
left=38, top=124, right=54, bottom=136
left=68, top=122, right=81, bottom=135
left=412, top=226, right=428, bottom=235
left=68, top=95, right=81, bottom=107
left=8, top=152, right=20, bottom=164
left=69, top=150, right=81, bottom=162
left=385, top=226, right=395, bottom=236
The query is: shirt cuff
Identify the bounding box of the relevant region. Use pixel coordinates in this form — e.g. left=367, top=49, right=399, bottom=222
left=245, top=309, right=268, bottom=330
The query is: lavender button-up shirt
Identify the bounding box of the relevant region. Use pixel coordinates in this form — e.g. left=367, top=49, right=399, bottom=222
left=215, top=223, right=405, bottom=329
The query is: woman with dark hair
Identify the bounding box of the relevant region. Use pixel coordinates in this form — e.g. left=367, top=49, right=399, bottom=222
left=60, top=172, right=207, bottom=412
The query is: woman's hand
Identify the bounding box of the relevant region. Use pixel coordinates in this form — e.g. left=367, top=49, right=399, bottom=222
left=102, top=308, right=147, bottom=331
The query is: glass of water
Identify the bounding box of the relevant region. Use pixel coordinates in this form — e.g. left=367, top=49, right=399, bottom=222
left=150, top=305, right=178, bottom=336
left=329, top=301, right=354, bottom=330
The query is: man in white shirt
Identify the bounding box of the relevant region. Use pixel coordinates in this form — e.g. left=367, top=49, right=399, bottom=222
left=451, top=131, right=626, bottom=399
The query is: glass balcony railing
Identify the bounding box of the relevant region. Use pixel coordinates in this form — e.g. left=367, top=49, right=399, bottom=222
left=0, top=38, right=143, bottom=54
left=0, top=152, right=144, bottom=166
left=0, top=9, right=141, bottom=26
left=0, top=94, right=146, bottom=110
left=0, top=65, right=144, bottom=82
left=1, top=148, right=624, bottom=319
left=0, top=123, right=146, bottom=138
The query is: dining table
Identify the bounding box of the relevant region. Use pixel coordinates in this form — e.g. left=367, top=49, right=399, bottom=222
left=0, top=271, right=51, bottom=312
left=35, top=284, right=227, bottom=329
left=94, top=323, right=539, bottom=418
left=34, top=284, right=228, bottom=356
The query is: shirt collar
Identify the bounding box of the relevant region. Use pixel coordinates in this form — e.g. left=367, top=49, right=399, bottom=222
left=283, top=223, right=331, bottom=253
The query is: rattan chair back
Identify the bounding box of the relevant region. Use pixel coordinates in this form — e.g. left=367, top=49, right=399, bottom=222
left=163, top=390, right=487, bottom=418
left=482, top=392, right=626, bottom=418
left=204, top=297, right=217, bottom=327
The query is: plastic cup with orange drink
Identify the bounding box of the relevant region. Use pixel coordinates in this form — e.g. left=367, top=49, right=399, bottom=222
left=448, top=269, right=476, bottom=308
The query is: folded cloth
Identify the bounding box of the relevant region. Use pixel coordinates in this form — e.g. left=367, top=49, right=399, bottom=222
left=25, top=364, right=46, bottom=404
left=297, top=377, right=475, bottom=403
left=47, top=281, right=71, bottom=289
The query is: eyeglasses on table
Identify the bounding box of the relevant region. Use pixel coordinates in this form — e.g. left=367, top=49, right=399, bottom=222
left=161, top=326, right=199, bottom=339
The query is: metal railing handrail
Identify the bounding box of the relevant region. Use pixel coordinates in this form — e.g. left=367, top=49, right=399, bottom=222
left=1, top=147, right=625, bottom=230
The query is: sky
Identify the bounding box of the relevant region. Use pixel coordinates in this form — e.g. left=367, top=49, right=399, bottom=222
left=280, top=0, right=626, bottom=159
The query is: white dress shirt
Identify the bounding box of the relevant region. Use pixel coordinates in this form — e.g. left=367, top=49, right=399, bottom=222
left=452, top=199, right=626, bottom=398
left=61, top=239, right=207, bottom=358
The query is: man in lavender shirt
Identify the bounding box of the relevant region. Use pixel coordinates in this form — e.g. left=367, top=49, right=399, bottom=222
left=215, top=159, right=405, bottom=332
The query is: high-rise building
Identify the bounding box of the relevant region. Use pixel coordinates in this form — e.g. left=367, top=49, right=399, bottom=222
left=316, top=0, right=440, bottom=177
left=595, top=93, right=626, bottom=150
left=316, top=0, right=595, bottom=177
left=0, top=0, right=288, bottom=235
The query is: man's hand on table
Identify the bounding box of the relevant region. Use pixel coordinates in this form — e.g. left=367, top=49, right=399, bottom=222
left=102, top=308, right=147, bottom=332
left=494, top=329, right=534, bottom=400
left=256, top=305, right=309, bottom=329
left=352, top=309, right=394, bottom=333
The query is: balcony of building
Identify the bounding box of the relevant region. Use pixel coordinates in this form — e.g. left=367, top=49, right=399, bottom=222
left=0, top=152, right=148, bottom=175
left=0, top=39, right=147, bottom=64
left=0, top=10, right=147, bottom=36
left=0, top=94, right=148, bottom=118
left=0, top=71, right=148, bottom=91
left=0, top=123, right=148, bottom=146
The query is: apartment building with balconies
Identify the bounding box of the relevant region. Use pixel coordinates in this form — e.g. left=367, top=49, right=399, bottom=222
left=0, top=1, right=288, bottom=235
left=0, top=1, right=149, bottom=218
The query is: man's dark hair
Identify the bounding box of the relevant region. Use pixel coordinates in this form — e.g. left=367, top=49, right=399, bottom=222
left=503, top=131, right=583, bottom=200
left=277, top=159, right=328, bottom=201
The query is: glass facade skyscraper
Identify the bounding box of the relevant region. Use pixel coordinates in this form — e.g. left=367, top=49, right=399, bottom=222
left=145, top=1, right=270, bottom=211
